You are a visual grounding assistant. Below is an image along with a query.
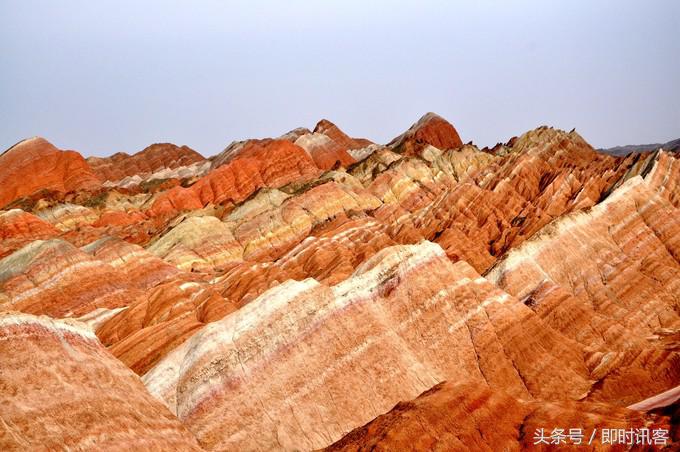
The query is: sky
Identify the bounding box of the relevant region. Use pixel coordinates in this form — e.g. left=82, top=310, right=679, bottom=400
left=1, top=0, right=678, bottom=157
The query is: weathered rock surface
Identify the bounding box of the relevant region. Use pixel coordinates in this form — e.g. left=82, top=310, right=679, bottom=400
left=314, top=119, right=373, bottom=151
left=0, top=312, right=201, bottom=450
left=388, top=112, right=463, bottom=155
left=325, top=381, right=673, bottom=451
left=0, top=137, right=100, bottom=209
left=143, top=241, right=665, bottom=450
left=294, top=132, right=356, bottom=170
left=150, top=139, right=322, bottom=217
left=148, top=216, right=243, bottom=272
left=87, top=143, right=205, bottom=183
left=0, top=239, right=141, bottom=317
left=2, top=115, right=680, bottom=450
left=0, top=209, right=58, bottom=259
left=487, top=174, right=680, bottom=405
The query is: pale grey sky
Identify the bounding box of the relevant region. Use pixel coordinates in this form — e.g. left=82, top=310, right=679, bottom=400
left=1, top=0, right=678, bottom=157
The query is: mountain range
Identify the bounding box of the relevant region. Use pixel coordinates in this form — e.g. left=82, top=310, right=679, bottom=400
left=1, top=113, right=679, bottom=450
left=600, top=137, right=680, bottom=156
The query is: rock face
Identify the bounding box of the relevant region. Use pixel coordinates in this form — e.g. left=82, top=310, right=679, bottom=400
left=0, top=137, right=101, bottom=209
left=0, top=239, right=141, bottom=317
left=0, top=312, right=202, bottom=450
left=313, top=119, right=373, bottom=151
left=2, top=114, right=680, bottom=450
left=150, top=139, right=322, bottom=217
left=294, top=132, right=356, bottom=170
left=87, top=143, right=205, bottom=183
left=325, top=381, right=673, bottom=451
left=388, top=112, right=463, bottom=155
left=0, top=209, right=58, bottom=258
left=140, top=240, right=679, bottom=450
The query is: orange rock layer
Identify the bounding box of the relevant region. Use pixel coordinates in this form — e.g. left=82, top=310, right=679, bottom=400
left=0, top=138, right=101, bottom=209
left=1, top=114, right=679, bottom=450
left=0, top=312, right=202, bottom=450
left=325, top=381, right=673, bottom=451
left=87, top=142, right=205, bottom=183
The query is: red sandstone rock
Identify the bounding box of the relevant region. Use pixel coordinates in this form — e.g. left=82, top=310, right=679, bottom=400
left=388, top=112, right=463, bottom=155
left=2, top=121, right=680, bottom=451
left=294, top=132, right=356, bottom=170
left=87, top=143, right=205, bottom=183
left=0, top=312, right=201, bottom=450
left=313, top=119, right=373, bottom=150
left=0, top=239, right=141, bottom=317
left=325, top=381, right=673, bottom=451
left=0, top=209, right=59, bottom=258
left=150, top=139, right=322, bottom=217
left=0, top=137, right=100, bottom=208
left=139, top=242, right=600, bottom=449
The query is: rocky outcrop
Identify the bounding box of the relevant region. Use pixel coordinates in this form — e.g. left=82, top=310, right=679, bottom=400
left=87, top=143, right=205, bottom=183
left=325, top=381, right=673, bottom=451
left=0, top=239, right=141, bottom=317
left=0, top=210, right=58, bottom=259
left=81, top=236, right=181, bottom=291
left=313, top=119, right=373, bottom=151
left=0, top=312, right=201, bottom=450
left=2, top=117, right=680, bottom=451
left=147, top=216, right=243, bottom=272
left=0, top=137, right=100, bottom=209
left=388, top=112, right=463, bottom=156
left=96, top=278, right=234, bottom=375
left=150, top=139, right=322, bottom=217
left=294, top=133, right=356, bottom=170
left=486, top=175, right=680, bottom=405
left=143, top=241, right=650, bottom=450
left=36, top=203, right=99, bottom=231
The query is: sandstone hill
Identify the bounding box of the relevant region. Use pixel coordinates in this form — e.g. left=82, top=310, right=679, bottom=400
left=1, top=114, right=678, bottom=450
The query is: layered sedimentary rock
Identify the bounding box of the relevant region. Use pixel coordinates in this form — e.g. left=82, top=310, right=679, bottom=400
left=294, top=133, right=356, bottom=170
left=325, top=381, right=673, bottom=451
left=0, top=137, right=100, bottom=208
left=81, top=236, right=181, bottom=291
left=2, top=114, right=680, bottom=450
left=97, top=278, right=234, bottom=375
left=0, top=209, right=58, bottom=258
left=313, top=119, right=373, bottom=151
left=366, top=127, right=656, bottom=274
left=0, top=312, right=201, bottom=450
left=388, top=112, right=463, bottom=155
left=0, top=239, right=140, bottom=317
left=87, top=143, right=205, bottom=183
left=144, top=241, right=654, bottom=450
left=150, top=139, right=322, bottom=217
left=147, top=216, right=243, bottom=272
left=486, top=175, right=680, bottom=405
left=36, top=203, right=99, bottom=231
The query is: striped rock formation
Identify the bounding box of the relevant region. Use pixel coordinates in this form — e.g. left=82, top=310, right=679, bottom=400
left=0, top=209, right=58, bottom=259
left=141, top=240, right=679, bottom=450
left=388, top=112, right=463, bottom=156
left=325, top=381, right=673, bottom=451
left=0, top=137, right=101, bottom=209
left=0, top=312, right=201, bottom=450
left=486, top=175, right=680, bottom=405
left=149, top=139, right=322, bottom=217
left=87, top=142, right=205, bottom=184
left=1, top=114, right=679, bottom=450
left=294, top=133, right=356, bottom=170
left=0, top=239, right=140, bottom=317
